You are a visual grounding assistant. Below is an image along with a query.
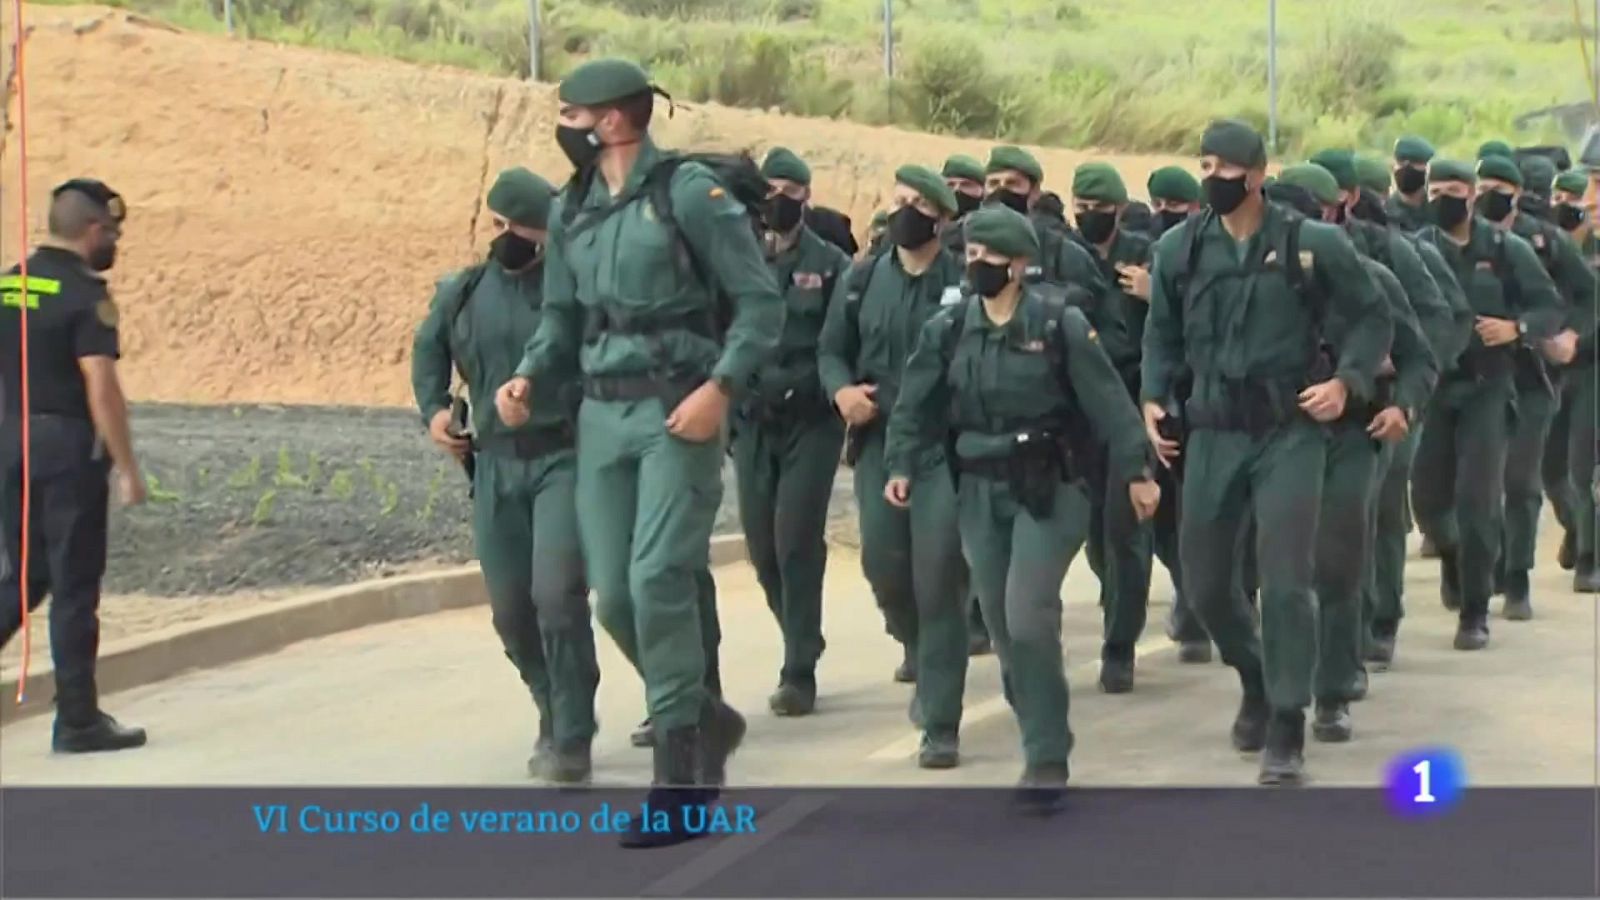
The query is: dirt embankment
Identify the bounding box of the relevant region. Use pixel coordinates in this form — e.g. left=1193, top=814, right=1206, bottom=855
left=1, top=5, right=1188, bottom=407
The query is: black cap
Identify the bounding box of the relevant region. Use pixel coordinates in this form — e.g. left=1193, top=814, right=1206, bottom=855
left=51, top=178, right=125, bottom=222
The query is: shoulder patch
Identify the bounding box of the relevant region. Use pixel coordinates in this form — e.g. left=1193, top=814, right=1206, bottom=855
left=939, top=286, right=964, bottom=307
left=96, top=295, right=120, bottom=328
left=709, top=187, right=725, bottom=199
left=1532, top=234, right=1546, bottom=250
left=1298, top=250, right=1315, bottom=270
left=1086, top=328, right=1098, bottom=343
left=793, top=272, right=824, bottom=290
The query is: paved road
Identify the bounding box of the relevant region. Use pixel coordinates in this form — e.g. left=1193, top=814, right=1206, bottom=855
left=1, top=531, right=1592, bottom=788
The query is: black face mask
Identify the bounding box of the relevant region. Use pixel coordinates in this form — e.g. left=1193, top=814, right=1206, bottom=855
left=556, top=125, right=602, bottom=170
left=765, top=194, right=805, bottom=234
left=1076, top=210, right=1117, bottom=245
left=88, top=239, right=117, bottom=272
left=966, top=259, right=1012, bottom=298
left=1475, top=190, right=1515, bottom=223
left=955, top=191, right=981, bottom=217
left=1203, top=175, right=1250, bottom=215
left=988, top=189, right=1031, bottom=216
left=1394, top=166, right=1426, bottom=195
left=1557, top=203, right=1587, bottom=231
left=1431, top=195, right=1471, bottom=230
left=1155, top=209, right=1189, bottom=235
left=888, top=205, right=938, bottom=249
left=490, top=231, right=541, bottom=271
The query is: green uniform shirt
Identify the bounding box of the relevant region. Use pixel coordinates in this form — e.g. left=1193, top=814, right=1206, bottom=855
left=1029, top=221, right=1138, bottom=383
left=1385, top=192, right=1431, bottom=233
left=884, top=288, right=1150, bottom=485
left=1345, top=218, right=1469, bottom=370
left=516, top=138, right=784, bottom=391
left=1094, top=228, right=1155, bottom=369
left=817, top=246, right=965, bottom=421
left=1357, top=256, right=1439, bottom=416
left=1414, top=217, right=1565, bottom=351
left=1510, top=212, right=1597, bottom=335
left=413, top=262, right=574, bottom=438
left=1142, top=205, right=1392, bottom=410
left=757, top=225, right=852, bottom=405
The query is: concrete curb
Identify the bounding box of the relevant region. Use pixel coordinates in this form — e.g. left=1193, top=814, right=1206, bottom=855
left=0, top=534, right=748, bottom=725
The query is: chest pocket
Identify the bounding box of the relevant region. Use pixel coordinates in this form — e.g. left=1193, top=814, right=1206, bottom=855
left=785, top=271, right=830, bottom=318
left=1466, top=264, right=1510, bottom=317
left=584, top=201, right=680, bottom=307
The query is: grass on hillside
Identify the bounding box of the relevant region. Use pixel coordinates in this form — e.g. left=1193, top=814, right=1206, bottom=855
left=25, top=0, right=1599, bottom=159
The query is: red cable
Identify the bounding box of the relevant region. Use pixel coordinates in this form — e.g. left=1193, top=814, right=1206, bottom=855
left=11, top=0, right=32, bottom=702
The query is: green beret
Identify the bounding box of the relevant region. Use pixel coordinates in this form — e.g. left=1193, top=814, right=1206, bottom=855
left=942, top=154, right=985, bottom=183
left=1308, top=149, right=1357, bottom=191
left=1476, top=140, right=1514, bottom=161
left=1355, top=155, right=1392, bottom=194
left=1200, top=118, right=1267, bottom=169
left=985, top=146, right=1044, bottom=185
left=1476, top=154, right=1522, bottom=187
left=1555, top=170, right=1590, bottom=195
left=1518, top=155, right=1556, bottom=195
left=963, top=206, right=1040, bottom=261
left=1393, top=135, right=1436, bottom=164
left=870, top=209, right=889, bottom=227
left=558, top=58, right=652, bottom=106
left=761, top=147, right=811, bottom=186
left=1147, top=166, right=1201, bottom=203
left=486, top=167, right=555, bottom=228
left=1278, top=164, right=1341, bottom=206
left=1429, top=159, right=1475, bottom=185
left=1071, top=162, right=1128, bottom=204
left=895, top=164, right=958, bottom=216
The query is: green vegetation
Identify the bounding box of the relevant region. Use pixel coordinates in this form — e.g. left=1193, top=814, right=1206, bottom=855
left=39, top=0, right=1596, bottom=156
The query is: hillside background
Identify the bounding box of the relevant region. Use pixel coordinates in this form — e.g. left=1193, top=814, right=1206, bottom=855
left=2, top=1, right=1596, bottom=408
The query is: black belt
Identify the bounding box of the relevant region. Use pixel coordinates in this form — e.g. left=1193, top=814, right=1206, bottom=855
left=582, top=307, right=716, bottom=343
left=582, top=374, right=703, bottom=404
left=740, top=385, right=829, bottom=425
left=1186, top=377, right=1303, bottom=435
left=1455, top=345, right=1514, bottom=382
left=476, top=424, right=575, bottom=461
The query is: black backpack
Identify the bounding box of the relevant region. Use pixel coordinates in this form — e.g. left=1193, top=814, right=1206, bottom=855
left=557, top=151, right=771, bottom=340
left=806, top=206, right=859, bottom=257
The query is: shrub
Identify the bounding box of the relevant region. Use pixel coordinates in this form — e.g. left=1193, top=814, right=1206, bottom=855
left=1287, top=19, right=1401, bottom=118
left=899, top=31, right=1032, bottom=138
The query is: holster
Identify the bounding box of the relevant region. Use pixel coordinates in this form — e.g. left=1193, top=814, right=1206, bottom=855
left=1512, top=346, right=1555, bottom=397
left=1157, top=398, right=1186, bottom=481
left=959, top=430, right=1073, bottom=519
left=843, top=419, right=879, bottom=468
left=448, top=394, right=477, bottom=495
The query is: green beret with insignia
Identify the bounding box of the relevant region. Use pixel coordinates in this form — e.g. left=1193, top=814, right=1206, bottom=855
left=1393, top=135, right=1435, bottom=164
left=1308, top=149, right=1358, bottom=192
left=486, top=167, right=555, bottom=228
left=1429, top=159, right=1475, bottom=185
left=1072, top=162, right=1128, bottom=204
left=1476, top=140, right=1514, bottom=161
left=1147, top=166, right=1201, bottom=203
left=1355, top=155, right=1392, bottom=194
left=985, top=146, right=1044, bottom=185
left=558, top=58, right=652, bottom=107
left=1519, top=155, right=1556, bottom=195
left=1200, top=118, right=1267, bottom=169
left=1279, top=164, right=1341, bottom=206
left=942, top=154, right=985, bottom=183
left=1555, top=170, right=1590, bottom=195
left=762, top=147, right=811, bottom=186
left=895, top=164, right=958, bottom=216
left=1476, top=154, right=1522, bottom=188
left=963, top=206, right=1040, bottom=261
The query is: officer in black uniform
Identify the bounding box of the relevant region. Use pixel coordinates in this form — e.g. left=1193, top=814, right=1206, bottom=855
left=1, top=179, right=147, bottom=752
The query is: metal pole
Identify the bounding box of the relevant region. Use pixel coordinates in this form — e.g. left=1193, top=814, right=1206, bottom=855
left=527, top=0, right=540, bottom=82
left=883, top=0, right=894, bottom=119
left=1267, top=0, right=1278, bottom=153
left=1593, top=0, right=1599, bottom=109
left=223, top=0, right=234, bottom=35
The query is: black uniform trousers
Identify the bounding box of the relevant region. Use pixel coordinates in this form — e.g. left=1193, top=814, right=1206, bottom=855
left=0, top=415, right=110, bottom=724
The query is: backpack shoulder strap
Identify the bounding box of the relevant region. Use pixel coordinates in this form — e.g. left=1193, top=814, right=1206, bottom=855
left=1280, top=212, right=1330, bottom=331
left=446, top=262, right=490, bottom=331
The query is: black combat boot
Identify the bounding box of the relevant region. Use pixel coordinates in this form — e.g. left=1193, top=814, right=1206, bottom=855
left=1097, top=644, right=1135, bottom=694
left=893, top=646, right=918, bottom=684
left=1230, top=673, right=1270, bottom=752
left=546, top=739, right=592, bottom=786
left=1454, top=614, right=1490, bottom=651
left=1501, top=570, right=1533, bottom=621
left=1575, top=558, right=1600, bottom=593
left=1348, top=668, right=1369, bottom=702
left=1258, top=710, right=1306, bottom=785
left=1558, top=531, right=1576, bottom=571
left=1177, top=640, right=1213, bottom=664
left=619, top=726, right=711, bottom=849
left=1365, top=620, right=1398, bottom=671
left=1438, top=547, right=1462, bottom=612
left=630, top=718, right=655, bottom=748
left=526, top=720, right=554, bottom=778
left=52, top=711, right=146, bottom=754
left=1310, top=700, right=1352, bottom=743
left=700, top=697, right=747, bottom=788
left=917, top=729, right=959, bottom=769
left=768, top=674, right=817, bottom=717
left=1014, top=762, right=1070, bottom=815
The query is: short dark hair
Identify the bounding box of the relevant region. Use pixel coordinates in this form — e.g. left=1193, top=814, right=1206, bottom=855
left=607, top=89, right=654, bottom=132
left=47, top=189, right=110, bottom=240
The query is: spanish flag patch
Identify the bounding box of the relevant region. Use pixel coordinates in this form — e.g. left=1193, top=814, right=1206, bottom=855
left=709, top=187, right=726, bottom=199
left=1086, top=328, right=1099, bottom=342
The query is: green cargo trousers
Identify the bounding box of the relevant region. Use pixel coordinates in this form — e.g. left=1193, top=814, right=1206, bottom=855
left=1569, top=368, right=1598, bottom=566
left=1365, top=427, right=1417, bottom=632
left=1084, top=451, right=1151, bottom=655
left=1313, top=425, right=1378, bottom=703
left=1543, top=376, right=1579, bottom=548
left=1180, top=423, right=1326, bottom=711
left=473, top=450, right=599, bottom=745
left=960, top=475, right=1091, bottom=768
left=1501, top=378, right=1558, bottom=576
left=731, top=410, right=844, bottom=684
left=853, top=428, right=968, bottom=733
left=576, top=398, right=724, bottom=731
left=1412, top=378, right=1514, bottom=619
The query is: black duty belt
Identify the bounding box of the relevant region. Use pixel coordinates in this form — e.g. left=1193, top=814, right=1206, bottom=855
left=476, top=424, right=575, bottom=461
left=583, top=374, right=703, bottom=406
left=1454, top=345, right=1514, bottom=382
left=1339, top=377, right=1394, bottom=426
left=582, top=307, right=716, bottom=343
left=740, top=384, right=829, bottom=425
left=1185, top=377, right=1304, bottom=436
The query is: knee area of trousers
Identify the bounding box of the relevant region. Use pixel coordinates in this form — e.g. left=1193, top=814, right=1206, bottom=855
left=861, top=544, right=911, bottom=589
left=1006, top=606, right=1060, bottom=644
left=592, top=591, right=634, bottom=640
